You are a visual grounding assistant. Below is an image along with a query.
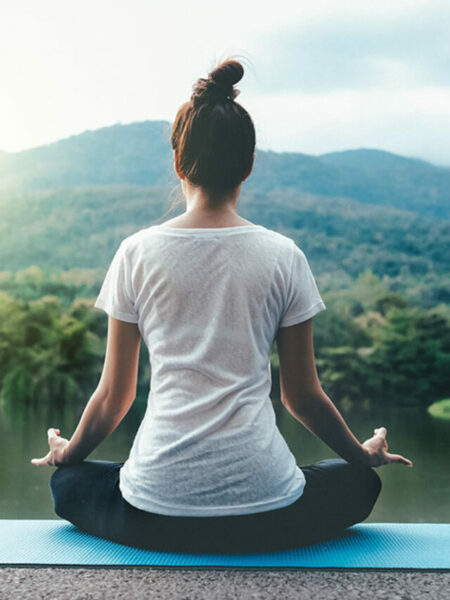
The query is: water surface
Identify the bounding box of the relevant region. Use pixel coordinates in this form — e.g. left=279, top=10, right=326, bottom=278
left=1, top=392, right=448, bottom=522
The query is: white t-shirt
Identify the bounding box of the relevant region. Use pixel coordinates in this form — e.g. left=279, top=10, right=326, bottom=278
left=94, top=223, right=326, bottom=516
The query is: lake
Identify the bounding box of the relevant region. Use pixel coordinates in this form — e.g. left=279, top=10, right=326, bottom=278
left=1, top=390, right=448, bottom=523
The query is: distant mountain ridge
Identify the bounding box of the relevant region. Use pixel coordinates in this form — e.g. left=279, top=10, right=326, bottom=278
left=0, top=121, right=448, bottom=219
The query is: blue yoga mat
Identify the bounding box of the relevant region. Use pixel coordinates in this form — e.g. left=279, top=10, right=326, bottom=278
left=0, top=520, right=448, bottom=569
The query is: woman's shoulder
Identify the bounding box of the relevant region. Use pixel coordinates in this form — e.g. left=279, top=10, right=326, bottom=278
left=257, top=227, right=300, bottom=257
left=262, top=227, right=295, bottom=246
left=120, top=226, right=155, bottom=251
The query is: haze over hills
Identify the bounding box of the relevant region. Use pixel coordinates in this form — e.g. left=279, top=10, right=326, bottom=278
left=0, top=121, right=448, bottom=220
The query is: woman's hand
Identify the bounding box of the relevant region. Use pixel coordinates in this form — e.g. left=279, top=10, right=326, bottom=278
left=362, top=426, right=413, bottom=468
left=30, top=428, right=71, bottom=467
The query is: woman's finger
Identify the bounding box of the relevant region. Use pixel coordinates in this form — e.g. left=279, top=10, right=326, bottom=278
left=31, top=428, right=63, bottom=466
left=386, top=452, right=413, bottom=467
left=31, top=450, right=52, bottom=466
left=374, top=427, right=387, bottom=438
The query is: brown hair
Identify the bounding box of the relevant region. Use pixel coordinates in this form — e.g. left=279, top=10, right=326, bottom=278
left=170, top=56, right=256, bottom=205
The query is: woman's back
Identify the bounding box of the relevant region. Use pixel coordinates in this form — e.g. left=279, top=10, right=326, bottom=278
left=94, top=223, right=327, bottom=516
left=46, top=58, right=395, bottom=554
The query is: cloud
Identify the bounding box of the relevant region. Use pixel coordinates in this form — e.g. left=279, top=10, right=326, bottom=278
left=247, top=86, right=450, bottom=167
left=248, top=1, right=450, bottom=92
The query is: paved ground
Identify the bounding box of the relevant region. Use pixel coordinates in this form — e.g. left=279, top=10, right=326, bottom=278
left=0, top=568, right=447, bottom=599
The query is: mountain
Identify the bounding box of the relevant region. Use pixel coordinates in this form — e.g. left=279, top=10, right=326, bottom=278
left=318, top=148, right=449, bottom=218
left=0, top=121, right=448, bottom=219
left=0, top=121, right=174, bottom=190
left=0, top=121, right=447, bottom=310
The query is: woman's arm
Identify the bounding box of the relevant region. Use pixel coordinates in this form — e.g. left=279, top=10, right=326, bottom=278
left=283, top=386, right=371, bottom=465
left=276, top=318, right=370, bottom=465
left=276, top=318, right=413, bottom=468
left=63, top=316, right=141, bottom=463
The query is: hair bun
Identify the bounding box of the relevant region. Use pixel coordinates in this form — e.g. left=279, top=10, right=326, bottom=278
left=191, top=59, right=243, bottom=108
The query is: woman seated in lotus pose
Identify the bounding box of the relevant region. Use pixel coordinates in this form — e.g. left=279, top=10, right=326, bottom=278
left=31, top=58, right=413, bottom=555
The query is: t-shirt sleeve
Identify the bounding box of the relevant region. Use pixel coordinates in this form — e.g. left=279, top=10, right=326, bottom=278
left=279, top=241, right=326, bottom=327
left=94, top=240, right=139, bottom=323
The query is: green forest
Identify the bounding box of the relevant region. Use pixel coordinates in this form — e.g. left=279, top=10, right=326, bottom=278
left=0, top=121, right=448, bottom=413
left=0, top=265, right=448, bottom=412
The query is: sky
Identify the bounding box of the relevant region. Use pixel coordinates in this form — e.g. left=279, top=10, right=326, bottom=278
left=1, top=0, right=449, bottom=166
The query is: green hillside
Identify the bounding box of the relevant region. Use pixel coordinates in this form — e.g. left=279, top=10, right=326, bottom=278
left=0, top=184, right=448, bottom=313
left=0, top=121, right=448, bottom=219
left=0, top=121, right=174, bottom=190
left=0, top=120, right=447, bottom=312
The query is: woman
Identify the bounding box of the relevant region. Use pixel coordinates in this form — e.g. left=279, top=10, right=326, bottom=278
left=31, top=58, right=413, bottom=555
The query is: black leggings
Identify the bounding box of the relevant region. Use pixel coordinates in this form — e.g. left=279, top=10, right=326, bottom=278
left=50, top=458, right=382, bottom=554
